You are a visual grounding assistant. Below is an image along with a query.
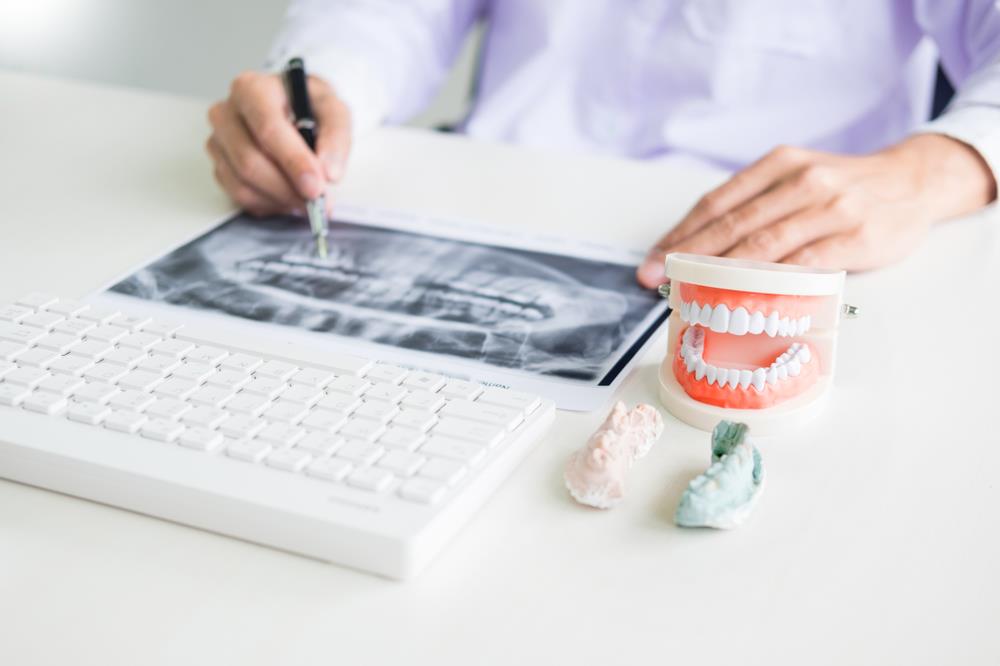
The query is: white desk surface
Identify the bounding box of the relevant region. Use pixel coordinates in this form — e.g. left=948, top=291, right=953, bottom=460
left=2, top=70, right=999, bottom=666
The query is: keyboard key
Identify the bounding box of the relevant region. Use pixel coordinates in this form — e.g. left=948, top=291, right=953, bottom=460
left=204, top=369, right=251, bottom=391
left=178, top=427, right=223, bottom=451
left=265, top=448, right=312, bottom=472
left=66, top=401, right=112, bottom=425
left=280, top=384, right=324, bottom=406
left=327, top=376, right=371, bottom=397
left=262, top=400, right=309, bottom=424
left=377, top=450, right=426, bottom=477
left=52, top=318, right=96, bottom=336
left=256, top=360, right=298, bottom=380
left=45, top=300, right=89, bottom=317
left=402, top=371, right=446, bottom=393
left=82, top=362, right=129, bottom=384
left=300, top=409, right=347, bottom=433
left=219, top=414, right=267, bottom=439
left=346, top=467, right=394, bottom=492
left=102, top=347, right=146, bottom=368
left=432, top=418, right=505, bottom=448
left=420, top=437, right=487, bottom=466
left=23, top=391, right=68, bottom=415
left=418, top=458, right=467, bottom=486
left=184, top=345, right=228, bottom=366
left=353, top=401, right=399, bottom=424
left=364, top=364, right=408, bottom=384
left=225, top=392, right=271, bottom=416
left=338, top=419, right=386, bottom=442
left=305, top=457, right=352, bottom=482
left=5, top=367, right=49, bottom=388
left=0, top=382, right=31, bottom=406
left=226, top=439, right=272, bottom=463
left=21, top=312, right=64, bottom=330
left=153, top=377, right=199, bottom=400
left=181, top=406, right=229, bottom=429
left=141, top=320, right=182, bottom=337
left=219, top=352, right=263, bottom=373
left=188, top=385, right=235, bottom=408
left=141, top=418, right=185, bottom=443
left=37, top=374, right=84, bottom=396
left=118, top=332, right=161, bottom=351
left=0, top=304, right=33, bottom=323
left=438, top=380, right=484, bottom=401
left=290, top=367, right=335, bottom=388
left=476, top=387, right=541, bottom=415
left=71, top=381, right=118, bottom=404
left=296, top=432, right=344, bottom=455
left=257, top=423, right=306, bottom=446
left=171, top=361, right=215, bottom=383
left=108, top=390, right=156, bottom=412
left=145, top=397, right=192, bottom=420
left=0, top=340, right=27, bottom=361
left=48, top=353, right=95, bottom=376
left=13, top=347, right=60, bottom=368
left=399, top=390, right=446, bottom=412
left=0, top=323, right=46, bottom=345
left=35, top=332, right=81, bottom=353
left=391, top=409, right=437, bottom=432
left=15, top=292, right=58, bottom=309
left=398, top=478, right=447, bottom=505
left=135, top=353, right=181, bottom=375
left=379, top=427, right=426, bottom=451
left=72, top=339, right=115, bottom=360
left=439, top=400, right=523, bottom=431
left=77, top=306, right=120, bottom=324
left=104, top=410, right=147, bottom=433
left=150, top=339, right=194, bottom=358
left=87, top=324, right=129, bottom=343
left=335, top=440, right=384, bottom=465
left=118, top=369, right=164, bottom=392
left=364, top=384, right=408, bottom=404
left=316, top=393, right=361, bottom=414
left=113, top=315, right=152, bottom=332
left=242, top=376, right=287, bottom=399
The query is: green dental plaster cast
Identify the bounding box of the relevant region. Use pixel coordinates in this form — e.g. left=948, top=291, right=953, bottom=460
left=674, top=421, right=764, bottom=529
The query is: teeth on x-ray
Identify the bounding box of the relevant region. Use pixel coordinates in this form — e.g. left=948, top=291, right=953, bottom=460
left=109, top=215, right=662, bottom=381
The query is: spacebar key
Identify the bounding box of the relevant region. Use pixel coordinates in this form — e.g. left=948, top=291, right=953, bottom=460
left=175, top=325, right=372, bottom=376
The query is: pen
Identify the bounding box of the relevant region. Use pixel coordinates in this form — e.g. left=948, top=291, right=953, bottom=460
left=283, top=57, right=329, bottom=259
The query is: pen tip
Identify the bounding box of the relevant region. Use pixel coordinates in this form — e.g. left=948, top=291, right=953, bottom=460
left=318, top=237, right=328, bottom=259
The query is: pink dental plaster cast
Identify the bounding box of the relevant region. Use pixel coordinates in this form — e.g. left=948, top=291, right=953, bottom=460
left=564, top=401, right=664, bottom=509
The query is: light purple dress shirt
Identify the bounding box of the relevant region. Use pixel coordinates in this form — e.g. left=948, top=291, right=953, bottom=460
left=268, top=0, right=1000, bottom=177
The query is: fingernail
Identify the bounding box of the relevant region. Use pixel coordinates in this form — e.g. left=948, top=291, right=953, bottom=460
left=321, top=153, right=343, bottom=182
left=299, top=172, right=320, bottom=198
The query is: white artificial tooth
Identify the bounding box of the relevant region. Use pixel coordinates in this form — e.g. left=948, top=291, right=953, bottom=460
left=680, top=301, right=689, bottom=322
left=698, top=303, right=713, bottom=326
left=751, top=368, right=766, bottom=392
left=766, top=367, right=778, bottom=385
left=798, top=345, right=812, bottom=363
left=778, top=317, right=790, bottom=337
left=683, top=326, right=695, bottom=345
left=749, top=310, right=766, bottom=334
left=695, top=359, right=707, bottom=381
left=765, top=311, right=780, bottom=337
left=727, top=368, right=741, bottom=389
left=706, top=365, right=718, bottom=385
left=685, top=352, right=697, bottom=371
left=729, top=307, right=750, bottom=335
left=802, top=315, right=811, bottom=333
left=738, top=369, right=752, bottom=389
left=709, top=304, right=730, bottom=333
left=777, top=364, right=789, bottom=381
left=689, top=302, right=700, bottom=325
left=787, top=358, right=802, bottom=377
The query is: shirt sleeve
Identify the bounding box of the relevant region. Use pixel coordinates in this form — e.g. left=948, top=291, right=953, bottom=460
left=914, top=0, right=1000, bottom=185
left=266, top=0, right=484, bottom=134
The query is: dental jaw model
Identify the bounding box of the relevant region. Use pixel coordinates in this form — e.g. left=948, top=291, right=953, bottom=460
left=659, top=254, right=847, bottom=434
left=564, top=402, right=664, bottom=509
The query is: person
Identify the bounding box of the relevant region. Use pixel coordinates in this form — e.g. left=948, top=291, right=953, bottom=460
left=205, top=0, right=999, bottom=288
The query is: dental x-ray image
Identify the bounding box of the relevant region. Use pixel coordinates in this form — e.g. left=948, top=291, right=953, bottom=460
left=109, top=214, right=664, bottom=381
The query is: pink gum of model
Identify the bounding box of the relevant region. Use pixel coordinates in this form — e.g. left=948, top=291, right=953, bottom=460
left=564, top=401, right=664, bottom=509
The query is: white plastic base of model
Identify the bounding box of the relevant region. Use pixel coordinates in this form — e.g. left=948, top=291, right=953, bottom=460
left=658, top=362, right=831, bottom=436
left=0, top=402, right=555, bottom=580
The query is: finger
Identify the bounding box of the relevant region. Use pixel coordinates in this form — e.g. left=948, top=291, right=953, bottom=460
left=780, top=233, right=862, bottom=270
left=229, top=72, right=326, bottom=200
left=722, top=205, right=857, bottom=263
left=207, top=137, right=284, bottom=216
left=208, top=102, right=301, bottom=207
left=310, top=79, right=352, bottom=182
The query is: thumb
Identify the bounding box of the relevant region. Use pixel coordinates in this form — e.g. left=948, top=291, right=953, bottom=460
left=637, top=247, right=668, bottom=288
left=312, top=86, right=352, bottom=183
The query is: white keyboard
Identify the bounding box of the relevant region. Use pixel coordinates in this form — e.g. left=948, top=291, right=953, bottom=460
left=0, top=293, right=555, bottom=578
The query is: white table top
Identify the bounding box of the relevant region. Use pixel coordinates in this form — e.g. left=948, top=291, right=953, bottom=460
left=2, top=70, right=999, bottom=665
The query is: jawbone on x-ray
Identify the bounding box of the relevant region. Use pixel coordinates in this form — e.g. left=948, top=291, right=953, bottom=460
left=109, top=214, right=663, bottom=381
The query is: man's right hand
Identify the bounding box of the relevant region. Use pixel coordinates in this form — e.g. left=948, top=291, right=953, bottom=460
left=206, top=71, right=351, bottom=216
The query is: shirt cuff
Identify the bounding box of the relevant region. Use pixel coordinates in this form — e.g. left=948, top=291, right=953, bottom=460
left=916, top=104, right=1000, bottom=190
